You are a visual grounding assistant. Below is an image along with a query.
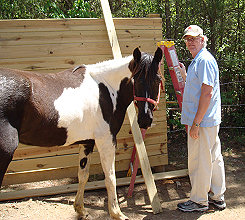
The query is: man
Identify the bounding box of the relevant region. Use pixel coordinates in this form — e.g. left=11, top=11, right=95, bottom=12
left=177, top=25, right=226, bottom=212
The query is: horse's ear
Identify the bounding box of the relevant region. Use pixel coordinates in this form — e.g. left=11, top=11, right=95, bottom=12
left=133, top=47, right=141, bottom=62
left=153, top=47, right=163, bottom=63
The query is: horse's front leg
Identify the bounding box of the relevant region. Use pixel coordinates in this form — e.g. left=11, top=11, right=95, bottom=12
left=96, top=135, right=128, bottom=220
left=74, top=143, right=93, bottom=219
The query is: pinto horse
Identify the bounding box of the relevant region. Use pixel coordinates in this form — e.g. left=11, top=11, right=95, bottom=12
left=0, top=47, right=163, bottom=219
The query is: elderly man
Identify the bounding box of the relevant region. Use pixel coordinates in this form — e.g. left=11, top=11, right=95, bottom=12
left=177, top=25, right=226, bottom=212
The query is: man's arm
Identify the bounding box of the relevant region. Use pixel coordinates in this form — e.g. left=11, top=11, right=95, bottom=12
left=190, top=83, right=213, bottom=139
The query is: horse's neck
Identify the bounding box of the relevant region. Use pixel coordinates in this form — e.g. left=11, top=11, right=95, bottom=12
left=86, top=56, right=132, bottom=91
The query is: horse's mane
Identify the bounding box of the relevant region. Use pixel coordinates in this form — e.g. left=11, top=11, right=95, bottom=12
left=129, top=52, right=154, bottom=80
left=86, top=55, right=133, bottom=77
left=128, top=52, right=162, bottom=93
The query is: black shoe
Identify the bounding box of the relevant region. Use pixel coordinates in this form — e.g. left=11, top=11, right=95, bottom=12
left=209, top=198, right=226, bottom=210
left=177, top=200, right=208, bottom=212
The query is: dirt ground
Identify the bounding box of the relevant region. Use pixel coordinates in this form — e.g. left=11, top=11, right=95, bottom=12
left=0, top=130, right=244, bottom=220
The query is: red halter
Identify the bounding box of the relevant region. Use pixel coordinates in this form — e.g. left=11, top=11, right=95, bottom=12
left=133, top=64, right=164, bottom=111
left=133, top=81, right=163, bottom=111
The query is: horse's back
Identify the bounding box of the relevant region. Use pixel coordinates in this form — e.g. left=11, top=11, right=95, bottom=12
left=0, top=66, right=96, bottom=147
left=0, top=68, right=71, bottom=146
left=0, top=68, right=31, bottom=98
left=0, top=68, right=32, bottom=128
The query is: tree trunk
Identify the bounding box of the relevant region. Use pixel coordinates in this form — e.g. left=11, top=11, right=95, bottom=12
left=174, top=0, right=180, bottom=39
left=165, top=0, right=171, bottom=39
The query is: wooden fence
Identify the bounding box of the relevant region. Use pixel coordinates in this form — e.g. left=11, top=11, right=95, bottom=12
left=0, top=17, right=168, bottom=186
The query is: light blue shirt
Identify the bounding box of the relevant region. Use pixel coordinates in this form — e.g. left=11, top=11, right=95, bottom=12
left=181, top=48, right=221, bottom=127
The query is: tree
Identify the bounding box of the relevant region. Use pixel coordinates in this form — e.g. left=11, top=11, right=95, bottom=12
left=0, top=0, right=97, bottom=19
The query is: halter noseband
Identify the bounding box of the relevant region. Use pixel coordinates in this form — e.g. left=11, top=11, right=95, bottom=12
left=133, top=81, right=162, bottom=111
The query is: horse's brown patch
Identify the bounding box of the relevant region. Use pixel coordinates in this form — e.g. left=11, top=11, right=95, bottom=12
left=0, top=67, right=87, bottom=147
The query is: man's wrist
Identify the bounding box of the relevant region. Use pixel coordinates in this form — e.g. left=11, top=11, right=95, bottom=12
left=193, top=122, right=200, bottom=127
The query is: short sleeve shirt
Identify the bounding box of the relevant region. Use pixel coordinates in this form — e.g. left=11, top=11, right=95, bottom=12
left=181, top=48, right=221, bottom=127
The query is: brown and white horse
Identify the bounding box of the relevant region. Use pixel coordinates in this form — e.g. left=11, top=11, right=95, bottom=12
left=0, top=47, right=163, bottom=219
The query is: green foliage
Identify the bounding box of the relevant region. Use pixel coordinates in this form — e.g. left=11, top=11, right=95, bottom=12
left=0, top=0, right=41, bottom=19
left=110, top=0, right=160, bottom=17
left=41, top=0, right=66, bottom=18
left=0, top=0, right=98, bottom=19
left=167, top=109, right=185, bottom=130
left=67, top=0, right=97, bottom=18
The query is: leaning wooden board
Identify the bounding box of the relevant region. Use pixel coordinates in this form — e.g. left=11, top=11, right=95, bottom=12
left=100, top=0, right=162, bottom=214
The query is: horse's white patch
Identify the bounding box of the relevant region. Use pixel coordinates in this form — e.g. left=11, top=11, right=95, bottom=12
left=54, top=56, right=133, bottom=146
left=86, top=56, right=132, bottom=112
left=54, top=72, right=101, bottom=145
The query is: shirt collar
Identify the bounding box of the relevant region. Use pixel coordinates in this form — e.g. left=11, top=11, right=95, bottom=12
left=193, top=47, right=206, bottom=62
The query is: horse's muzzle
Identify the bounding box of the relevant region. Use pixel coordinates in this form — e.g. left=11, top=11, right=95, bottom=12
left=137, top=109, right=153, bottom=129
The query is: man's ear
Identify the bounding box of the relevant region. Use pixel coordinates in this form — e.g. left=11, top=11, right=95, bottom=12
left=201, top=36, right=205, bottom=43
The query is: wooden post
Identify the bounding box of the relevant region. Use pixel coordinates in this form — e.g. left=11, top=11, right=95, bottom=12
left=99, top=0, right=162, bottom=214
left=100, top=0, right=122, bottom=59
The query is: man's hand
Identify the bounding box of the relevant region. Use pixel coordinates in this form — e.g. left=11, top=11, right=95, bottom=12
left=178, top=62, right=187, bottom=81
left=190, top=125, right=199, bottom=139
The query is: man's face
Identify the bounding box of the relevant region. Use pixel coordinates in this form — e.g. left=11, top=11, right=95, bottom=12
left=184, top=35, right=204, bottom=57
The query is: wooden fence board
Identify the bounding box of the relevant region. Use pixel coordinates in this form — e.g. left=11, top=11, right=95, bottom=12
left=0, top=29, right=162, bottom=46
left=0, top=41, right=158, bottom=59
left=0, top=55, right=114, bottom=71
left=8, top=142, right=167, bottom=173
left=13, top=134, right=167, bottom=160
left=3, top=154, right=168, bottom=186
left=3, top=167, right=80, bottom=186
left=0, top=55, right=165, bottom=74
left=0, top=18, right=162, bottom=32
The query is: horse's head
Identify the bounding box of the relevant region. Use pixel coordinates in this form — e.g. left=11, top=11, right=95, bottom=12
left=129, top=47, right=163, bottom=129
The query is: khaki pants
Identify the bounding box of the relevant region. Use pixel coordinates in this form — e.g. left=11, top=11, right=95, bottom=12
left=188, top=125, right=226, bottom=206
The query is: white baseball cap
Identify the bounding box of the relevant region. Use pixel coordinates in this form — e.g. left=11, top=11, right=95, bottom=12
left=183, top=25, right=204, bottom=38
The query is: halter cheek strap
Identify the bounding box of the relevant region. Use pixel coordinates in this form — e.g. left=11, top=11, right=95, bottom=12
left=133, top=82, right=162, bottom=111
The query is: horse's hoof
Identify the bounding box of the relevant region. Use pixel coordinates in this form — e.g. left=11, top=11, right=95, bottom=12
left=74, top=204, right=91, bottom=220
left=77, top=213, right=92, bottom=220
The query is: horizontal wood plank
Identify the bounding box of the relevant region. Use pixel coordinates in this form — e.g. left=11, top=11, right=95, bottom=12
left=0, top=18, right=162, bottom=32
left=0, top=55, right=115, bottom=70
left=0, top=46, right=164, bottom=70
left=117, top=121, right=167, bottom=138
left=13, top=133, right=167, bottom=160
left=3, top=154, right=168, bottom=186
left=0, top=29, right=162, bottom=46
left=8, top=142, right=167, bottom=173
left=0, top=41, right=159, bottom=59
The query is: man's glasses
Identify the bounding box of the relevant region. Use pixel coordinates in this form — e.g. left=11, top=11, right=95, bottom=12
left=184, top=36, right=200, bottom=43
